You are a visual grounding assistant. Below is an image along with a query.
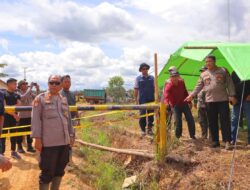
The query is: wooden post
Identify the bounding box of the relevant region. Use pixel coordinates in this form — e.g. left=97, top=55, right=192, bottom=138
left=154, top=53, right=160, bottom=158
left=154, top=53, right=159, bottom=102
left=159, top=102, right=167, bottom=159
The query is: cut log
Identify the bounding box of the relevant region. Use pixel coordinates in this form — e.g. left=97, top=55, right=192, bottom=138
left=75, top=139, right=154, bottom=159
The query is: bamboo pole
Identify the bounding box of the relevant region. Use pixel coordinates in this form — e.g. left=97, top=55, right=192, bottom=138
left=154, top=53, right=160, bottom=159
left=75, top=139, right=154, bottom=159
left=159, top=102, right=167, bottom=158
left=5, top=105, right=159, bottom=112
left=154, top=53, right=159, bottom=103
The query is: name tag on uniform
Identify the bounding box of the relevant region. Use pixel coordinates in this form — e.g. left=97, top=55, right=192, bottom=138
left=204, top=77, right=211, bottom=85
left=216, top=74, right=223, bottom=81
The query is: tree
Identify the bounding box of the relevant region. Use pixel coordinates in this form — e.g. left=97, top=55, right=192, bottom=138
left=125, top=89, right=135, bottom=103
left=106, top=76, right=126, bottom=103
left=0, top=63, right=8, bottom=77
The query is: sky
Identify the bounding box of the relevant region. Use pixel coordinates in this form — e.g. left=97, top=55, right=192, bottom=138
left=0, top=0, right=250, bottom=90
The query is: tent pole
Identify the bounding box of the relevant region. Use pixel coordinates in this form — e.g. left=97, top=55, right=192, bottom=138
left=177, top=58, right=188, bottom=71
left=184, top=46, right=217, bottom=49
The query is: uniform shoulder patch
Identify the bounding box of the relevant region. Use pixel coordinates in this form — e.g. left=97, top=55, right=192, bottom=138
left=32, top=96, right=40, bottom=107
left=32, top=93, right=45, bottom=106
left=62, top=97, right=68, bottom=105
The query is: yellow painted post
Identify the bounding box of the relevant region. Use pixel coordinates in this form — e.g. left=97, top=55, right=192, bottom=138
left=153, top=53, right=160, bottom=158
left=159, top=102, right=167, bottom=159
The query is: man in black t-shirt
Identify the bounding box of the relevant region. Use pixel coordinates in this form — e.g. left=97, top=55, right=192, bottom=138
left=0, top=78, right=22, bottom=159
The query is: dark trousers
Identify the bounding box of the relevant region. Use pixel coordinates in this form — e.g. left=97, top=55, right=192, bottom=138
left=198, top=107, right=209, bottom=139
left=17, top=118, right=33, bottom=146
left=139, top=109, right=154, bottom=132
left=173, top=104, right=195, bottom=138
left=39, top=145, right=70, bottom=184
left=0, top=117, right=17, bottom=154
left=206, top=101, right=231, bottom=143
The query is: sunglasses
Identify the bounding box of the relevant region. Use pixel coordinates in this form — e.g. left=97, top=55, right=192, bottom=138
left=49, top=81, right=61, bottom=86
left=142, top=68, right=149, bottom=71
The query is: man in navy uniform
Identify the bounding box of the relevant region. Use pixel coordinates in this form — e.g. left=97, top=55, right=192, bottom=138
left=134, top=63, right=155, bottom=137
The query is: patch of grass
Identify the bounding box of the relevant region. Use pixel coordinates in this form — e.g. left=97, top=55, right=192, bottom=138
left=94, top=161, right=125, bottom=190
left=79, top=123, right=125, bottom=190
left=105, top=111, right=125, bottom=121
left=80, top=150, right=125, bottom=190
left=148, top=179, right=160, bottom=190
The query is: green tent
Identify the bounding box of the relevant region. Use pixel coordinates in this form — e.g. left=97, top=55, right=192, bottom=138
left=158, top=41, right=250, bottom=91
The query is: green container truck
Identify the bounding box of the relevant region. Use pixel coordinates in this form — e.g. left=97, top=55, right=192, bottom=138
left=83, top=89, right=106, bottom=104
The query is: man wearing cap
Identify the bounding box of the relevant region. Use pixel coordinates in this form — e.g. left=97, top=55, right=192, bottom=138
left=161, top=66, right=184, bottom=103
left=163, top=66, right=182, bottom=86
left=134, top=63, right=155, bottom=137
left=163, top=70, right=196, bottom=139
left=16, top=80, right=40, bottom=153
left=0, top=78, right=22, bottom=159
left=193, top=66, right=209, bottom=139
left=185, top=55, right=236, bottom=149
left=31, top=75, right=75, bottom=190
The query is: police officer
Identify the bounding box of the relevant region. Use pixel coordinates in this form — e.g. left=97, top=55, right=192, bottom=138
left=185, top=55, right=236, bottom=149
left=134, top=63, right=155, bottom=137
left=31, top=75, right=75, bottom=190
left=193, top=66, right=210, bottom=139
left=17, top=80, right=39, bottom=153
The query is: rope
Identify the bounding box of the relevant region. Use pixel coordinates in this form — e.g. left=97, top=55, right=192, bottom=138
left=227, top=81, right=245, bottom=190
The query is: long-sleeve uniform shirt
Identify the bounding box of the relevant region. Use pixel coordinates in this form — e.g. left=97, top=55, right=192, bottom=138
left=197, top=90, right=206, bottom=108
left=191, top=67, right=235, bottom=102
left=31, top=92, right=74, bottom=147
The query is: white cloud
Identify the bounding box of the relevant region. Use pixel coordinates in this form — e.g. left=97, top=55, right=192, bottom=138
left=0, top=42, right=155, bottom=90
left=121, top=0, right=250, bottom=43
left=0, top=0, right=142, bottom=43
left=0, top=38, right=9, bottom=51
left=1, top=0, right=250, bottom=92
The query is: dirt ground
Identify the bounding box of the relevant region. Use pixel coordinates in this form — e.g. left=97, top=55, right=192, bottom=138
left=0, top=113, right=249, bottom=190
left=119, top=125, right=250, bottom=190
left=0, top=141, right=93, bottom=190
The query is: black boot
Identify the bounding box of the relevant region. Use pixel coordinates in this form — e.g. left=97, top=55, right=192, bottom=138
left=27, top=144, right=36, bottom=153
left=17, top=143, right=26, bottom=153
left=39, top=183, right=50, bottom=190
left=50, top=177, right=62, bottom=190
